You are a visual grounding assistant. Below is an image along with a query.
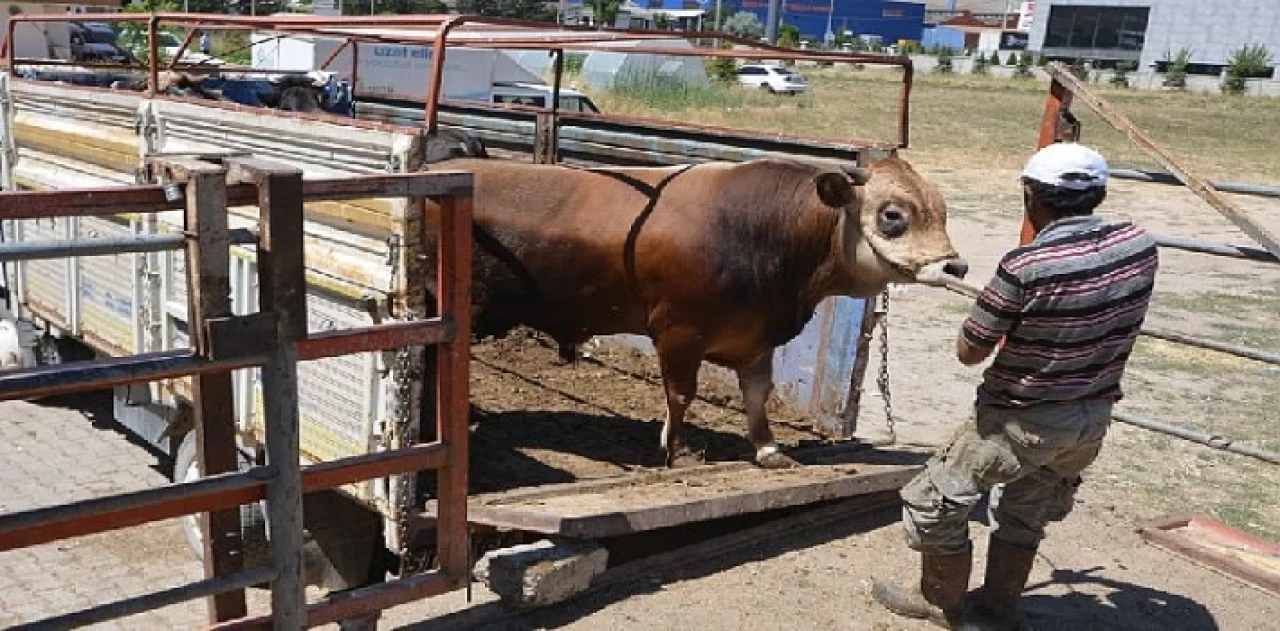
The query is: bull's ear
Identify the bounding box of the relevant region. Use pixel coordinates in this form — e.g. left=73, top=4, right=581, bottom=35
left=814, top=172, right=855, bottom=208
left=840, top=164, right=872, bottom=186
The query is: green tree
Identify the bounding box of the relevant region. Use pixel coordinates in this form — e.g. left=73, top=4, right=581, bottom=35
left=777, top=23, right=800, bottom=48
left=1014, top=51, right=1033, bottom=78
left=1162, top=47, right=1192, bottom=89
left=584, top=0, right=623, bottom=28
left=934, top=47, right=953, bottom=74
left=1110, top=61, right=1135, bottom=88
left=654, top=12, right=670, bottom=29
left=722, top=11, right=763, bottom=39
left=455, top=0, right=558, bottom=21
left=970, top=52, right=988, bottom=75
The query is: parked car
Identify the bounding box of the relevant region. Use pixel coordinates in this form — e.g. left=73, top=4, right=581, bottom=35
left=69, top=22, right=132, bottom=64
left=736, top=64, right=808, bottom=95
left=116, top=29, right=225, bottom=66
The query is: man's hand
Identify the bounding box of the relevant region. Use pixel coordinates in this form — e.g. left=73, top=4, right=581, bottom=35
left=956, top=331, right=994, bottom=366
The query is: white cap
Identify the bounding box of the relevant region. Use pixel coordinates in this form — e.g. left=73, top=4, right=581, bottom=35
left=1021, top=142, right=1109, bottom=190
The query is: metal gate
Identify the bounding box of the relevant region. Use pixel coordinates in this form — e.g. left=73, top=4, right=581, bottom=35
left=0, top=157, right=475, bottom=629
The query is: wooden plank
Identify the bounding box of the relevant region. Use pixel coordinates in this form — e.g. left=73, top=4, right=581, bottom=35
left=179, top=160, right=248, bottom=623
left=1044, top=63, right=1280, bottom=260
left=423, top=461, right=920, bottom=539
left=1137, top=514, right=1280, bottom=598
left=225, top=156, right=308, bottom=630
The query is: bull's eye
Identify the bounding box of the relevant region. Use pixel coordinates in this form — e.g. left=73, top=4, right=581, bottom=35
left=878, top=205, right=909, bottom=239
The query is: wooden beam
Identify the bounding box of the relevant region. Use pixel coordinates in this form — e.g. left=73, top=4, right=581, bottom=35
left=1043, top=63, right=1280, bottom=260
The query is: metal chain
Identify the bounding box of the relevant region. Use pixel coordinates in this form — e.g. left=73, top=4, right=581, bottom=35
left=390, top=343, right=424, bottom=576
left=875, top=288, right=896, bottom=445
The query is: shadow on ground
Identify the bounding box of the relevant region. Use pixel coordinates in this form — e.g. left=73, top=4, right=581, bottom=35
left=1018, top=565, right=1219, bottom=631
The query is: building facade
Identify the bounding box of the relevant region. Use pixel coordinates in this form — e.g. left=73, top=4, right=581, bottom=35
left=1029, top=0, right=1280, bottom=74
left=714, top=0, right=926, bottom=43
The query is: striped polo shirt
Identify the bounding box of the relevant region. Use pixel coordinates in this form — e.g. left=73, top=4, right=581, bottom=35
left=962, top=215, right=1159, bottom=408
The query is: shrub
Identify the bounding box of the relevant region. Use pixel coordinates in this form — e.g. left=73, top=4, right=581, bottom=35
left=971, top=53, right=988, bottom=75
left=1223, top=44, right=1273, bottom=94
left=1162, top=47, right=1192, bottom=89
left=1014, top=51, right=1034, bottom=78
left=1110, top=61, right=1135, bottom=88
left=935, top=48, right=953, bottom=74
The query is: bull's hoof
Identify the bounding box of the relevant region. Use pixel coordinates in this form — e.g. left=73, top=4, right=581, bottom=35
left=664, top=448, right=704, bottom=469
left=756, top=448, right=800, bottom=470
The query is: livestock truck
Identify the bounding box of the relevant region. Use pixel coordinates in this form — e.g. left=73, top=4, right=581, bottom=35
left=0, top=22, right=916, bottom=615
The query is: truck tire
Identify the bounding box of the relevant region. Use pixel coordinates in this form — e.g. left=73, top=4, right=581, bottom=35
left=277, top=86, right=321, bottom=113
left=173, top=432, right=271, bottom=570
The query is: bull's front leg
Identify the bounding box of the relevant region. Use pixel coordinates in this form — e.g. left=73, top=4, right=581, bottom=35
left=653, top=324, right=705, bottom=468
left=737, top=353, right=800, bottom=469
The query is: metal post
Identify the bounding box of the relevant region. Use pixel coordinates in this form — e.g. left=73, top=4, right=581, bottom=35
left=176, top=159, right=249, bottom=623
left=226, top=157, right=308, bottom=630
left=147, top=15, right=160, bottom=98
left=431, top=185, right=473, bottom=587
left=1022, top=77, right=1072, bottom=244
left=765, top=0, right=781, bottom=44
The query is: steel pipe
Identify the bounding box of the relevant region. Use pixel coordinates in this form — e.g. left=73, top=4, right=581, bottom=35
left=13, top=566, right=278, bottom=631
left=1152, top=233, right=1279, bottom=265
left=1112, top=411, right=1280, bottom=466
left=0, top=350, right=269, bottom=401
left=0, top=228, right=258, bottom=262
left=1111, top=168, right=1280, bottom=200
left=0, top=467, right=276, bottom=552
left=936, top=276, right=1280, bottom=367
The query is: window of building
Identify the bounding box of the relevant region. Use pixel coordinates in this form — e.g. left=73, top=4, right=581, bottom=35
left=1043, top=5, right=1149, bottom=51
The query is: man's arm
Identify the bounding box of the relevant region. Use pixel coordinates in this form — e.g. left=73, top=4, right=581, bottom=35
left=956, top=332, right=993, bottom=366
left=957, top=260, right=1026, bottom=366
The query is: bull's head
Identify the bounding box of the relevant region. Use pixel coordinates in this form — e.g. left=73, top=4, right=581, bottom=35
left=814, top=156, right=968, bottom=296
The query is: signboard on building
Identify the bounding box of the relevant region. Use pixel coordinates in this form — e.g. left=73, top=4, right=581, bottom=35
left=1001, top=30, right=1029, bottom=50
left=1016, top=1, right=1034, bottom=33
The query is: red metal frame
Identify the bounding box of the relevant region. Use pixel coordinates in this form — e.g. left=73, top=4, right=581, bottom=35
left=0, top=168, right=474, bottom=627
left=5, top=12, right=914, bottom=149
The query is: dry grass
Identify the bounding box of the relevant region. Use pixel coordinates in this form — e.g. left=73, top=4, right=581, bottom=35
left=587, top=67, right=1280, bottom=184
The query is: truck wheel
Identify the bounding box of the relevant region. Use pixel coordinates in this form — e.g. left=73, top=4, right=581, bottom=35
left=278, top=86, right=321, bottom=113
left=173, top=432, right=271, bottom=570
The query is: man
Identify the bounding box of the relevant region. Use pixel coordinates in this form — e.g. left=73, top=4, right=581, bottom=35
left=200, top=32, right=212, bottom=56
left=871, top=143, right=1159, bottom=629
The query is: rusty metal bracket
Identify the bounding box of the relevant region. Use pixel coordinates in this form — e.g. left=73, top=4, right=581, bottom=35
left=204, top=313, right=278, bottom=362
left=1044, top=63, right=1280, bottom=260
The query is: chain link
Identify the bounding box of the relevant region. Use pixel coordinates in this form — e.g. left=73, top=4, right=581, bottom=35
left=875, top=288, right=896, bottom=444
left=390, top=343, right=425, bottom=576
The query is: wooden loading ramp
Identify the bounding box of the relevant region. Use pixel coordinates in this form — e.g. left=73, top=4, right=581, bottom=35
left=423, top=444, right=926, bottom=539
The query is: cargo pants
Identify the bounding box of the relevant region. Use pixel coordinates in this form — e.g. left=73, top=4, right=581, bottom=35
left=900, top=399, right=1113, bottom=554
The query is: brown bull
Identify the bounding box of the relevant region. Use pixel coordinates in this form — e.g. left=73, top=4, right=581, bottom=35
left=427, top=156, right=966, bottom=468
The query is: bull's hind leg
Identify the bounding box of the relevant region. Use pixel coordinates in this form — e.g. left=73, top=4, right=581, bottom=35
left=737, top=354, right=800, bottom=469
left=653, top=325, right=705, bottom=468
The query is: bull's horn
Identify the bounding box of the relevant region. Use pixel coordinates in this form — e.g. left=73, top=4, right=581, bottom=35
left=841, top=165, right=871, bottom=186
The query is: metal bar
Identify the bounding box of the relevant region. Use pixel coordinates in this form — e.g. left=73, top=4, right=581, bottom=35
left=0, top=173, right=475, bottom=219
left=10, top=567, right=277, bottom=631
left=319, top=37, right=352, bottom=71
left=147, top=15, right=160, bottom=98
left=295, top=317, right=455, bottom=361
left=424, top=16, right=462, bottom=132
left=229, top=156, right=308, bottom=629
left=1113, top=411, right=1280, bottom=466
left=1110, top=168, right=1280, bottom=200
left=1044, top=63, right=1280, bottom=261
left=168, top=27, right=200, bottom=71
left=205, top=570, right=453, bottom=631
left=0, top=350, right=267, bottom=401
left=0, top=443, right=450, bottom=553
left=179, top=161, right=248, bottom=623
left=1151, top=233, right=1279, bottom=265
left=1024, top=77, right=1072, bottom=245
left=301, top=442, right=449, bottom=493
left=0, top=467, right=274, bottom=552
left=434, top=185, right=473, bottom=586
left=1139, top=327, right=1280, bottom=366
left=898, top=59, right=913, bottom=149
left=937, top=275, right=1280, bottom=367
left=0, top=228, right=258, bottom=262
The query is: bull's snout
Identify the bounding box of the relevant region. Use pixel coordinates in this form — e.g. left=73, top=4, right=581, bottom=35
left=942, top=258, right=969, bottom=280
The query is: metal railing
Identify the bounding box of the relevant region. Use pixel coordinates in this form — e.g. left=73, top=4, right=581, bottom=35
left=0, top=157, right=475, bottom=629
left=943, top=62, right=1280, bottom=466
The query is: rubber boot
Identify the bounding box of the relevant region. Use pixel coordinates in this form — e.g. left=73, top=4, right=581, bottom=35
left=965, top=538, right=1038, bottom=631
left=872, top=549, right=973, bottom=629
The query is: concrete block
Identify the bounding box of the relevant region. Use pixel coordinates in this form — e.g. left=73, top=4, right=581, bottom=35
left=472, top=539, right=608, bottom=607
